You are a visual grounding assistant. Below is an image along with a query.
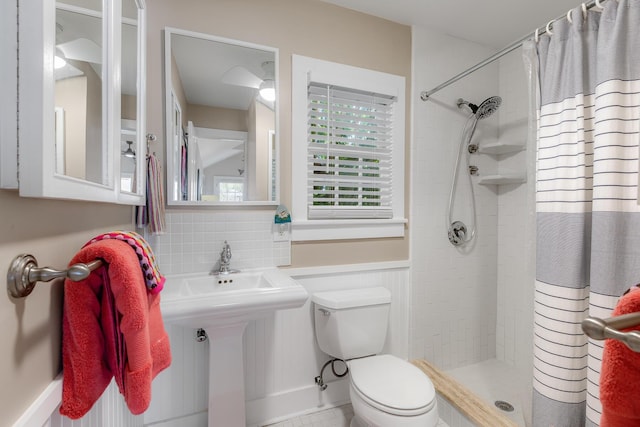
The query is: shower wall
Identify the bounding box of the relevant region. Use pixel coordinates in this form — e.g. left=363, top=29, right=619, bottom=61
left=410, top=25, right=534, bottom=379
left=410, top=26, right=500, bottom=368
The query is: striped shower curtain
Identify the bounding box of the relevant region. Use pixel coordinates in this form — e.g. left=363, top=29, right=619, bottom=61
left=532, top=1, right=640, bottom=426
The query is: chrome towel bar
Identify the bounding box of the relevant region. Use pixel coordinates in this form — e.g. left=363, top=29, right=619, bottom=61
left=7, top=254, right=103, bottom=298
left=582, top=313, right=640, bottom=352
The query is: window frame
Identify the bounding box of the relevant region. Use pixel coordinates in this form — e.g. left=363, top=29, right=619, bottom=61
left=291, top=55, right=406, bottom=241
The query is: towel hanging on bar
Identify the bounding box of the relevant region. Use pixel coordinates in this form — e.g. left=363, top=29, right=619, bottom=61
left=83, top=231, right=165, bottom=294
left=60, top=238, right=171, bottom=419
left=136, top=153, right=166, bottom=234
left=598, top=286, right=640, bottom=425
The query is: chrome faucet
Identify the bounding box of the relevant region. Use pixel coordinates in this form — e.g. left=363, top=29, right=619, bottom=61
left=212, top=240, right=238, bottom=275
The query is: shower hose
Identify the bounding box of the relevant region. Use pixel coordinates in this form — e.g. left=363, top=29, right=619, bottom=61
left=447, top=113, right=479, bottom=246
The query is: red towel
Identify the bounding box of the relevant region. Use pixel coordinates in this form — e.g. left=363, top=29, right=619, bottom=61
left=83, top=231, right=166, bottom=294
left=60, top=239, right=171, bottom=419
left=600, top=287, right=640, bottom=427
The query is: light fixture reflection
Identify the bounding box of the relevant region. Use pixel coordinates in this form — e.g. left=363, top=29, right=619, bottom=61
left=122, top=140, right=136, bottom=158
left=259, top=79, right=276, bottom=102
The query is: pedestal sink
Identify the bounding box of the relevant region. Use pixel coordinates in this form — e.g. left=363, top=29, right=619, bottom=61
left=160, top=268, right=308, bottom=427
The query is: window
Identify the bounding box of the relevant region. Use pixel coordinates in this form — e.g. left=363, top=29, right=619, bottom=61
left=307, top=83, right=394, bottom=219
left=291, top=55, right=406, bottom=241
left=214, top=178, right=245, bottom=202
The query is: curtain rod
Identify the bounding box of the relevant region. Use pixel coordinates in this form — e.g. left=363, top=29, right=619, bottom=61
left=420, top=0, right=601, bottom=101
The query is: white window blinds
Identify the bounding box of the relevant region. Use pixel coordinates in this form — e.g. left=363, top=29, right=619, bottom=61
left=307, top=82, right=396, bottom=219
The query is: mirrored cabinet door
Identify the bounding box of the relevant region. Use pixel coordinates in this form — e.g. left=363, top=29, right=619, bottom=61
left=118, top=0, right=146, bottom=204
left=17, top=0, right=146, bottom=205
left=0, top=0, right=18, bottom=189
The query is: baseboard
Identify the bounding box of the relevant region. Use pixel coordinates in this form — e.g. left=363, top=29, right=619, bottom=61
left=12, top=375, right=62, bottom=427
left=245, top=378, right=351, bottom=427
left=144, top=411, right=207, bottom=427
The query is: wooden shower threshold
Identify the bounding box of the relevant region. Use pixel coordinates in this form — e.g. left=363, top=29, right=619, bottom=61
left=412, top=359, right=519, bottom=427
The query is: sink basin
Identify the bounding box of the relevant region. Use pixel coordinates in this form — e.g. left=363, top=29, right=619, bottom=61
left=160, top=268, right=308, bottom=327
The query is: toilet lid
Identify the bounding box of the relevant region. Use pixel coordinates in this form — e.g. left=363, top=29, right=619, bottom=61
left=349, top=354, right=436, bottom=416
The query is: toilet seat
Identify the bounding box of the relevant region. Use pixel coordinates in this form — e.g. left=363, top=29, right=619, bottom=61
left=348, top=354, right=436, bottom=417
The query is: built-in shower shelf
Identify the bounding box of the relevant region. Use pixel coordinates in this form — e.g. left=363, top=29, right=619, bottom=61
left=478, top=174, right=526, bottom=185
left=478, top=142, right=525, bottom=155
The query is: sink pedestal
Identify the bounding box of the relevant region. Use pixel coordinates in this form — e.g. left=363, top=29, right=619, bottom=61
left=205, top=321, right=249, bottom=427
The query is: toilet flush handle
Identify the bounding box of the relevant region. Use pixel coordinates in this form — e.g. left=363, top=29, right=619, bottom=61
left=318, top=308, right=331, bottom=316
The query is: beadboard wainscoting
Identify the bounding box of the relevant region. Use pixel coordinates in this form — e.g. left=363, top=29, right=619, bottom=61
left=144, top=262, right=410, bottom=427
left=13, top=377, right=142, bottom=427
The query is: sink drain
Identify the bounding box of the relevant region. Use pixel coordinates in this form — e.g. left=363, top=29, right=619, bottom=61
left=495, top=400, right=514, bottom=412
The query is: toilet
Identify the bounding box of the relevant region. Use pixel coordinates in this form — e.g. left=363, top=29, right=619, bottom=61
left=312, top=287, right=438, bottom=427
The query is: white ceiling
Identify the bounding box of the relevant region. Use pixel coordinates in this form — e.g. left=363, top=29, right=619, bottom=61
left=317, top=0, right=586, bottom=48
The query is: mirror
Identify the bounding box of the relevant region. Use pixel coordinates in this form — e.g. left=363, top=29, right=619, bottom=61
left=164, top=28, right=278, bottom=205
left=54, top=2, right=107, bottom=185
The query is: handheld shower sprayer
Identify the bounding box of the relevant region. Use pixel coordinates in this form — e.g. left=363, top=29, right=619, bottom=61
left=448, top=95, right=502, bottom=247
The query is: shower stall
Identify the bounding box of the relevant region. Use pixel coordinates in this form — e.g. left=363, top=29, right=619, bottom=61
left=411, top=26, right=536, bottom=426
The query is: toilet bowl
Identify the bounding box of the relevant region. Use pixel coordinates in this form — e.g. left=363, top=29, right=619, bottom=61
left=312, top=287, right=439, bottom=427
left=348, top=354, right=438, bottom=427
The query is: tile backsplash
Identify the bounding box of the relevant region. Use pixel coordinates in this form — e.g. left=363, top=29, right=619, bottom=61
left=146, top=211, right=290, bottom=275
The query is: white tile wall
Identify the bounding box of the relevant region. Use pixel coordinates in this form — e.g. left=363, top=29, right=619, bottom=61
left=147, top=210, right=290, bottom=275
left=410, top=25, right=500, bottom=369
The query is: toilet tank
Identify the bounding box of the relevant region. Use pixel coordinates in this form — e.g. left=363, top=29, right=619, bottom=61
left=312, top=287, right=391, bottom=360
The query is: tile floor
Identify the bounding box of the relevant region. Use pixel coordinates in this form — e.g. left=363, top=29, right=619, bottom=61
left=263, top=405, right=354, bottom=427
left=263, top=404, right=450, bottom=427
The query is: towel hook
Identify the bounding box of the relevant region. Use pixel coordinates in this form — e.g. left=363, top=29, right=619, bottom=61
left=7, top=254, right=102, bottom=298
left=146, top=133, right=157, bottom=156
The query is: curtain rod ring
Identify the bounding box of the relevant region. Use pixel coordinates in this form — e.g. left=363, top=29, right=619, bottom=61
left=567, top=9, right=573, bottom=24
left=595, top=0, right=604, bottom=10
left=534, top=28, right=540, bottom=43
left=546, top=20, right=554, bottom=35
left=582, top=3, right=588, bottom=19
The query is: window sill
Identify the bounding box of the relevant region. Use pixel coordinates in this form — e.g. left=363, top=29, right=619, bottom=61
left=291, top=218, right=407, bottom=241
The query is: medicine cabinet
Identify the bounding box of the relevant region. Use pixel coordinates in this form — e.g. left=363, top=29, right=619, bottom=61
left=13, top=0, right=147, bottom=204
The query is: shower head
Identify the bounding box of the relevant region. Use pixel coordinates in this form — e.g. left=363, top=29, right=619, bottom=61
left=476, top=96, right=502, bottom=119
left=457, top=96, right=502, bottom=120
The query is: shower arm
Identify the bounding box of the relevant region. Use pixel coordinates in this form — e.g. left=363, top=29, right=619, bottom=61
left=582, top=313, right=640, bottom=352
